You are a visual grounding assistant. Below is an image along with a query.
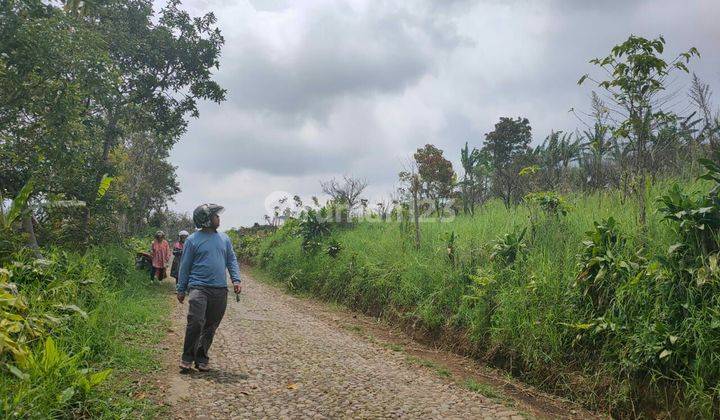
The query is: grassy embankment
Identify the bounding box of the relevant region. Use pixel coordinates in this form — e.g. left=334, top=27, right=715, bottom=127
left=248, top=177, right=720, bottom=417
left=1, top=245, right=172, bottom=418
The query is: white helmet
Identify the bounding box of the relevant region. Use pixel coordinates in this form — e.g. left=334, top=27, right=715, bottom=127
left=179, top=230, right=189, bottom=237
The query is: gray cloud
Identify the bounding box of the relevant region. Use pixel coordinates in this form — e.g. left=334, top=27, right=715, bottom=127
left=219, top=2, right=465, bottom=118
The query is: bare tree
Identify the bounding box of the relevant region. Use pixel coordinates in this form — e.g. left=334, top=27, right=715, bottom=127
left=689, top=73, right=720, bottom=152
left=320, top=176, right=367, bottom=223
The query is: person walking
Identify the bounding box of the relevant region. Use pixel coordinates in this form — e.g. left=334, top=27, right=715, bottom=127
left=170, top=230, right=189, bottom=283
left=176, top=204, right=241, bottom=372
left=150, top=231, right=170, bottom=282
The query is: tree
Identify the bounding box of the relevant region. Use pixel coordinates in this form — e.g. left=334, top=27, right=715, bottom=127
left=578, top=93, right=613, bottom=191
left=0, top=0, right=114, bottom=249
left=0, top=0, right=226, bottom=248
left=398, top=168, right=421, bottom=250
left=413, top=144, right=455, bottom=219
left=459, top=143, right=479, bottom=215
left=320, top=176, right=367, bottom=223
left=360, top=198, right=369, bottom=217
left=579, top=35, right=699, bottom=227
left=483, top=117, right=533, bottom=207
left=111, top=132, right=180, bottom=235
left=77, top=0, right=226, bottom=239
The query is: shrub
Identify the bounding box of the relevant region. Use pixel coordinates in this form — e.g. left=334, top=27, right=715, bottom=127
left=298, top=209, right=331, bottom=253
left=574, top=217, right=642, bottom=313
left=490, top=227, right=527, bottom=265
left=525, top=191, right=571, bottom=217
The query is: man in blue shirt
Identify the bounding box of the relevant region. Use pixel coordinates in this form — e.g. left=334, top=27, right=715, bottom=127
left=177, top=203, right=241, bottom=372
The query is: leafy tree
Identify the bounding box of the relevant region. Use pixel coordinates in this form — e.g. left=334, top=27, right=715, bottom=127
left=414, top=144, right=455, bottom=218
left=533, top=130, right=579, bottom=191
left=75, top=0, right=226, bottom=238
left=0, top=0, right=114, bottom=248
left=110, top=132, right=180, bottom=235
left=459, top=143, right=480, bottom=215
left=1, top=0, right=226, bottom=247
left=579, top=35, right=699, bottom=226
left=482, top=117, right=533, bottom=207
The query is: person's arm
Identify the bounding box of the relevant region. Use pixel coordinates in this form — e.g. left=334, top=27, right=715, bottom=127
left=225, top=236, right=241, bottom=285
left=177, top=238, right=194, bottom=295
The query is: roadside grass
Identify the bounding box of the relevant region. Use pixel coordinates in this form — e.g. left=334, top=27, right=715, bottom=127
left=464, top=378, right=504, bottom=401
left=250, top=177, right=720, bottom=416
left=1, top=246, right=172, bottom=418
left=78, top=278, right=173, bottom=417
left=342, top=324, right=363, bottom=333
left=383, top=343, right=404, bottom=352
left=405, top=355, right=452, bottom=378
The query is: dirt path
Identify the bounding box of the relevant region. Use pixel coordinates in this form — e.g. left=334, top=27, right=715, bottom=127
left=160, top=270, right=593, bottom=419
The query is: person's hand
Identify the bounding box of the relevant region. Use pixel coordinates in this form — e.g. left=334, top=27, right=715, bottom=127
left=177, top=293, right=185, bottom=303
left=233, top=283, right=242, bottom=294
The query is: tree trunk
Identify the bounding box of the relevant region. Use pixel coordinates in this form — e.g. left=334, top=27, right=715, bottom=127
left=412, top=193, right=421, bottom=250
left=412, top=176, right=421, bottom=250
left=82, top=114, right=120, bottom=243
left=22, top=214, right=42, bottom=259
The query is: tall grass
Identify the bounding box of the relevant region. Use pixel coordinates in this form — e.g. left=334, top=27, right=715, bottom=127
left=251, top=178, right=720, bottom=417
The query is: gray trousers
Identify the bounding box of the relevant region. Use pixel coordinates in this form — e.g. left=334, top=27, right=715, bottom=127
left=182, top=286, right=228, bottom=364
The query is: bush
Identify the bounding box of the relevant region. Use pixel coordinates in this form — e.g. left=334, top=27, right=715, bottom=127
left=0, top=242, right=167, bottom=418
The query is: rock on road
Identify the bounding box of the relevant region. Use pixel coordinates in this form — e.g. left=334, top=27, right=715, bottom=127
left=163, top=271, right=528, bottom=419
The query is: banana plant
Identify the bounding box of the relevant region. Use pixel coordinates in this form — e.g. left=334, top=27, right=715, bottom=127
left=0, top=179, right=34, bottom=231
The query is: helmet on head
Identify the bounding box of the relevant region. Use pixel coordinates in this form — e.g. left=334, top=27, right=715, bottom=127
left=155, top=230, right=165, bottom=238
left=179, top=230, right=189, bottom=237
left=193, top=204, right=225, bottom=228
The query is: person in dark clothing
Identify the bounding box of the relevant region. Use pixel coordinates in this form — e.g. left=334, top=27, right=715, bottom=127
left=170, top=230, right=189, bottom=283
left=176, top=204, right=241, bottom=372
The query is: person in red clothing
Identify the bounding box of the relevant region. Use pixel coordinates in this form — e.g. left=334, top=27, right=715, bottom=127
left=150, top=230, right=170, bottom=281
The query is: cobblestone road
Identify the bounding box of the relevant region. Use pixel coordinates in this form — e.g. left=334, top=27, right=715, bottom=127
left=163, top=271, right=528, bottom=419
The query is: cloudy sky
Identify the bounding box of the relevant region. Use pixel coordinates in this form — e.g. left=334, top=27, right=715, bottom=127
left=165, top=0, right=720, bottom=228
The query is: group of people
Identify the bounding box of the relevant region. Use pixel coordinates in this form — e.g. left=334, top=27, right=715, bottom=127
left=149, top=229, right=189, bottom=282
left=148, top=203, right=242, bottom=373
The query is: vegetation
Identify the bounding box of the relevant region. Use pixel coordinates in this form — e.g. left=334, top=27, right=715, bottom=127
left=1, top=0, right=224, bottom=417
left=238, top=35, right=720, bottom=417
left=1, top=0, right=222, bottom=245
left=1, top=245, right=172, bottom=418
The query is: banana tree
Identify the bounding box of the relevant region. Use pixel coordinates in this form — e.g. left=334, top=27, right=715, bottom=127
left=0, top=179, right=38, bottom=260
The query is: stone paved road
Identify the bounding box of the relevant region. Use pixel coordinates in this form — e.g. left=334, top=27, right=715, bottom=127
left=163, top=271, right=527, bottom=419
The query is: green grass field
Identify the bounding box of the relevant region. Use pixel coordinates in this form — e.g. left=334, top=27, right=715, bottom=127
left=251, top=177, right=720, bottom=417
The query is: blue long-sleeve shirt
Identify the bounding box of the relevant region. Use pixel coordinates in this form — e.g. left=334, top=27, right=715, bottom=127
left=176, top=231, right=241, bottom=294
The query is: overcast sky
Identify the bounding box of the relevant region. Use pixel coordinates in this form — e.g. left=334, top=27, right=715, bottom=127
left=165, top=0, right=720, bottom=228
